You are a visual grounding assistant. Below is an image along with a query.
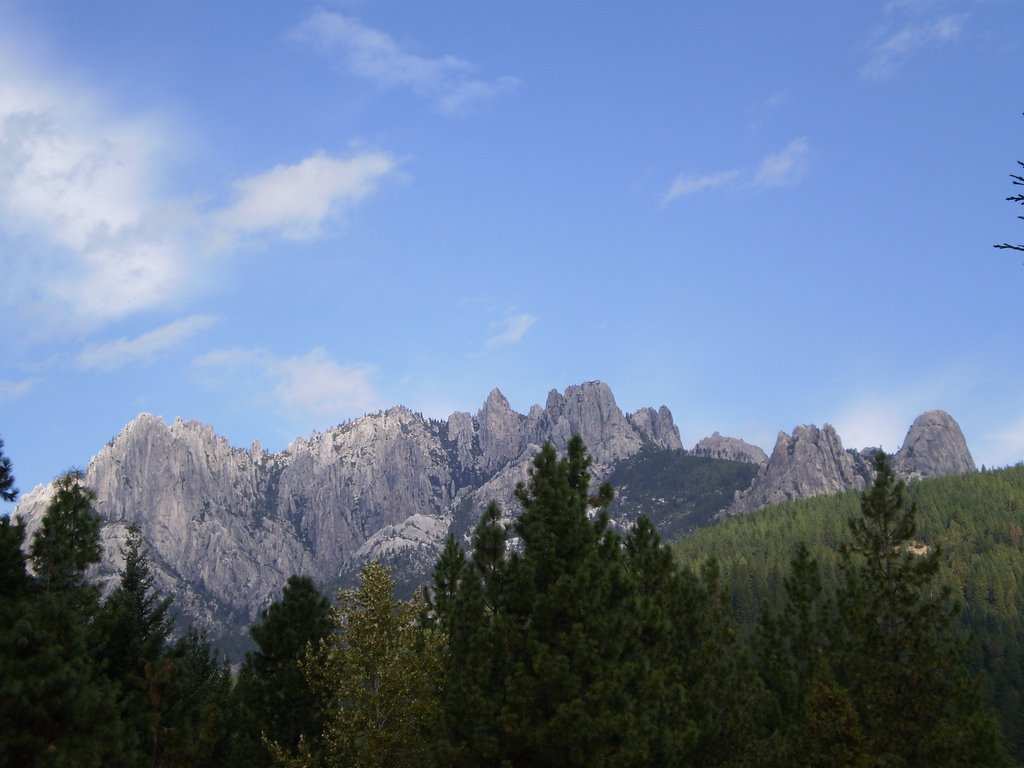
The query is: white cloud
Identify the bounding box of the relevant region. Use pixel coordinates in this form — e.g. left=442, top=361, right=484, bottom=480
left=195, top=347, right=379, bottom=418
left=0, top=61, right=193, bottom=329
left=77, top=315, right=216, bottom=371
left=661, top=169, right=740, bottom=206
left=862, top=13, right=968, bottom=79
left=0, top=47, right=397, bottom=336
left=485, top=312, right=536, bottom=349
left=0, top=377, right=40, bottom=401
left=752, top=137, right=810, bottom=189
left=215, top=151, right=396, bottom=241
left=292, top=11, right=519, bottom=114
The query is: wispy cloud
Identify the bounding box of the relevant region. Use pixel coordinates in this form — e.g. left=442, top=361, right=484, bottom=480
left=485, top=312, right=537, bottom=349
left=661, top=170, right=740, bottom=206
left=77, top=315, right=216, bottom=371
left=751, top=137, right=810, bottom=189
left=214, top=151, right=396, bottom=242
left=862, top=13, right=968, bottom=79
left=0, top=377, right=40, bottom=401
left=661, top=137, right=810, bottom=206
left=292, top=10, right=520, bottom=115
left=195, top=347, right=379, bottom=419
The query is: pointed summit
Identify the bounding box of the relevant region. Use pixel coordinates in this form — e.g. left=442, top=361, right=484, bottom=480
left=476, top=388, right=525, bottom=472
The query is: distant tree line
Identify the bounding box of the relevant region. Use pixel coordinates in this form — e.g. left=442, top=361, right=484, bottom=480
left=0, top=435, right=1018, bottom=766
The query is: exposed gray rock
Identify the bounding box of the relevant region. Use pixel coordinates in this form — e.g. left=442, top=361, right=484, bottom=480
left=725, top=410, right=976, bottom=518
left=693, top=432, right=768, bottom=466
left=728, top=423, right=873, bottom=517
left=15, top=381, right=681, bottom=646
left=894, top=410, right=976, bottom=479
left=628, top=406, right=684, bottom=451
left=353, top=512, right=451, bottom=564
left=476, top=389, right=525, bottom=473
left=525, top=381, right=655, bottom=473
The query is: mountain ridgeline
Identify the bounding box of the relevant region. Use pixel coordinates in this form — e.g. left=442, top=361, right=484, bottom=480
left=13, top=381, right=976, bottom=650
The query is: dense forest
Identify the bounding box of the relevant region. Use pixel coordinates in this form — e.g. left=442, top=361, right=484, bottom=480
left=674, top=463, right=1024, bottom=760
left=1, top=436, right=1021, bottom=766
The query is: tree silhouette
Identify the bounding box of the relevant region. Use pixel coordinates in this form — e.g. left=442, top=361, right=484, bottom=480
left=995, top=159, right=1024, bottom=252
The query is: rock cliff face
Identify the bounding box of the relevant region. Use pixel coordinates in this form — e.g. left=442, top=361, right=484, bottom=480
left=727, top=411, right=975, bottom=517
left=692, top=433, right=769, bottom=466
left=628, top=406, right=684, bottom=451
left=728, top=424, right=873, bottom=516
left=15, top=381, right=679, bottom=641
left=894, top=410, right=976, bottom=479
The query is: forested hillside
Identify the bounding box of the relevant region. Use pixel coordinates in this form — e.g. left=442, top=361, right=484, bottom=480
left=674, top=464, right=1024, bottom=760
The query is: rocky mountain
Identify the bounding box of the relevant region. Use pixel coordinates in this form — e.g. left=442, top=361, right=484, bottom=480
left=727, top=410, right=975, bottom=517
left=13, top=380, right=976, bottom=655
left=15, top=381, right=681, bottom=649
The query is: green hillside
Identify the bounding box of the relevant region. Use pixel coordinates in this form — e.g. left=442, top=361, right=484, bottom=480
left=673, top=464, right=1024, bottom=760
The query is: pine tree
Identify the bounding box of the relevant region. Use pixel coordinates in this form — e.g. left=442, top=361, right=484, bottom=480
left=755, top=543, right=826, bottom=733
left=0, top=436, right=17, bottom=502
left=29, top=470, right=102, bottom=595
left=0, top=469, right=128, bottom=767
left=0, top=513, right=29, bottom=599
left=158, top=629, right=234, bottom=768
left=95, top=525, right=174, bottom=674
left=429, top=509, right=507, bottom=766
left=831, top=452, right=1009, bottom=766
left=93, top=525, right=175, bottom=764
left=232, top=574, right=333, bottom=767
left=618, top=517, right=699, bottom=763
left=484, top=437, right=631, bottom=766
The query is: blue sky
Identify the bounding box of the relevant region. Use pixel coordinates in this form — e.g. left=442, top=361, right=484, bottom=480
left=1, top=0, right=1022, bottom=504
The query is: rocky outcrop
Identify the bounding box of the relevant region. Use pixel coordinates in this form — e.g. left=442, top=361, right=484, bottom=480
left=693, top=433, right=768, bottom=466
left=726, top=411, right=976, bottom=518
left=894, top=410, right=976, bottom=479
left=15, top=381, right=681, bottom=644
left=476, top=389, right=526, bottom=473
left=729, top=424, right=874, bottom=517
left=628, top=406, right=684, bottom=451
left=525, top=382, right=646, bottom=471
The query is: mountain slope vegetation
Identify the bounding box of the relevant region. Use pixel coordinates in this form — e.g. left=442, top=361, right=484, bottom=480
left=673, top=463, right=1024, bottom=760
